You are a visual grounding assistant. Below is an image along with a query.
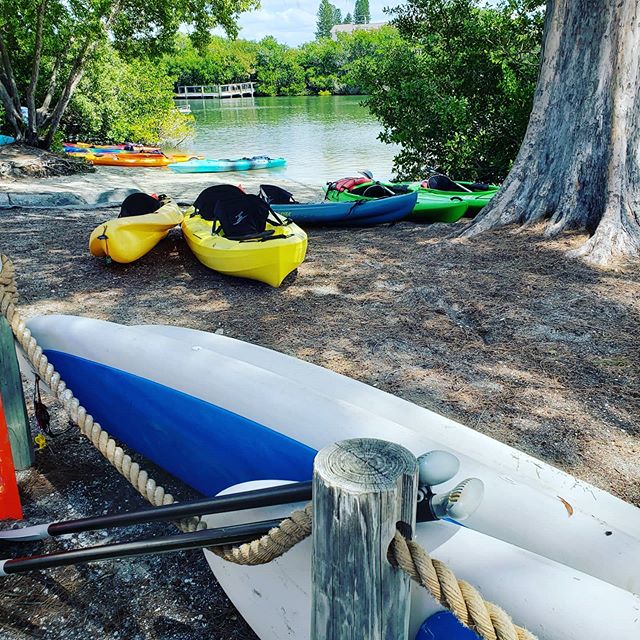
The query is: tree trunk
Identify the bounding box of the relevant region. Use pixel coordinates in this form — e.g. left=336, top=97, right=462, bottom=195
left=464, top=0, right=640, bottom=267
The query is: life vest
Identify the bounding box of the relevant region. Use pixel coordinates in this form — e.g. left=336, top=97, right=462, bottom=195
left=331, top=176, right=371, bottom=192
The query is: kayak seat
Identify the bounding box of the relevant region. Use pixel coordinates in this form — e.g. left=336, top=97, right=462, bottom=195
left=468, top=182, right=491, bottom=192
left=259, top=184, right=298, bottom=205
left=193, top=185, right=245, bottom=221
left=213, top=193, right=287, bottom=241
left=425, top=174, right=467, bottom=192
left=349, top=183, right=402, bottom=199
left=118, top=192, right=162, bottom=218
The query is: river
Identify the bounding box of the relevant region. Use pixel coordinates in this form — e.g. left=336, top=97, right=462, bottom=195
left=185, top=95, right=398, bottom=184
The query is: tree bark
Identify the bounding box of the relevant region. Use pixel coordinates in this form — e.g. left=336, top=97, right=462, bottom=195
left=25, top=0, right=49, bottom=145
left=464, top=0, right=640, bottom=267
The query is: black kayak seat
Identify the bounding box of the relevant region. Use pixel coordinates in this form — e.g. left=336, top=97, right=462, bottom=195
left=260, top=184, right=298, bottom=205
left=213, top=193, right=285, bottom=241
left=193, top=184, right=245, bottom=221
left=468, top=182, right=492, bottom=192
left=426, top=174, right=469, bottom=192
left=349, top=182, right=406, bottom=199
left=118, top=192, right=162, bottom=218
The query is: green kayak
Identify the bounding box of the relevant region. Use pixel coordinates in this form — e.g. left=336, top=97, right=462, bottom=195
left=401, top=176, right=500, bottom=216
left=324, top=180, right=469, bottom=223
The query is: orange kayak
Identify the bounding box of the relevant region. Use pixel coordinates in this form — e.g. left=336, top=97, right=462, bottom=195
left=88, top=154, right=172, bottom=168
left=85, top=152, right=198, bottom=167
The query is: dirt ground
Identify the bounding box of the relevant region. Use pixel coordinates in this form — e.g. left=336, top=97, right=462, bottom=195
left=0, top=145, right=92, bottom=181
left=0, top=204, right=639, bottom=639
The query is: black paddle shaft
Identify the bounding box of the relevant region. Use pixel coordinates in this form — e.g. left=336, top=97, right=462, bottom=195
left=1, top=518, right=281, bottom=576
left=46, top=481, right=312, bottom=538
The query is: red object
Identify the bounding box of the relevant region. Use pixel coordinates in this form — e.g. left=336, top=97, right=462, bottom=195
left=0, top=394, right=22, bottom=521
left=332, top=176, right=370, bottom=192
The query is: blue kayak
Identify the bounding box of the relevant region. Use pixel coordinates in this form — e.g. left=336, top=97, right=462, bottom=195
left=169, top=155, right=286, bottom=173
left=271, top=191, right=417, bottom=226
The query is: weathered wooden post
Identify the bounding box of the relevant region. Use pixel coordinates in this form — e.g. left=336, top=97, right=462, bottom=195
left=0, top=315, right=33, bottom=469
left=311, top=438, right=418, bottom=639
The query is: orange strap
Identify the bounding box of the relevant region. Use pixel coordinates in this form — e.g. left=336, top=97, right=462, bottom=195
left=0, top=393, right=23, bottom=521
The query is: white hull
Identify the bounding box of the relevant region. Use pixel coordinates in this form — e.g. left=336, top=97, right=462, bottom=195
left=26, top=315, right=640, bottom=639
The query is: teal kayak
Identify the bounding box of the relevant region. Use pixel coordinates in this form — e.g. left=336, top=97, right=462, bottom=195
left=169, top=156, right=286, bottom=173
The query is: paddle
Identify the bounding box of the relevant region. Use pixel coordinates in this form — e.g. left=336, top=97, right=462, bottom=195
left=0, top=481, right=312, bottom=543
left=0, top=518, right=281, bottom=576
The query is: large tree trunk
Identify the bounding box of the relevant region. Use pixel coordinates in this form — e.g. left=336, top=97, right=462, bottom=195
left=464, top=0, right=640, bottom=267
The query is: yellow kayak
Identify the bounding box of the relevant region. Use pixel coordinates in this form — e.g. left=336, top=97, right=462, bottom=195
left=89, top=196, right=183, bottom=264
left=182, top=206, right=307, bottom=287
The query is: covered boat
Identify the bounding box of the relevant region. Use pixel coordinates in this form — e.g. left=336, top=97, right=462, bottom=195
left=24, top=315, right=640, bottom=640
left=325, top=177, right=469, bottom=223
left=181, top=185, right=307, bottom=287
left=89, top=193, right=183, bottom=263
left=168, top=156, right=286, bottom=173
left=260, top=184, right=417, bottom=226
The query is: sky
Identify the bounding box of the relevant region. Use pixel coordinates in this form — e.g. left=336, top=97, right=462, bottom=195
left=234, top=1, right=402, bottom=46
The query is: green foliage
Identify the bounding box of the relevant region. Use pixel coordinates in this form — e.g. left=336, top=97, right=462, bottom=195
left=161, top=27, right=401, bottom=98
left=254, top=37, right=305, bottom=97
left=164, top=34, right=256, bottom=86
left=316, top=0, right=342, bottom=39
left=65, top=48, right=193, bottom=145
left=344, top=12, right=352, bottom=23
left=354, top=0, right=371, bottom=24
left=0, top=0, right=256, bottom=146
left=355, top=0, right=544, bottom=181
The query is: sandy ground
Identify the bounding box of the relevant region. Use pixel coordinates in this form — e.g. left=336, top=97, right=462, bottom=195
left=0, top=191, right=639, bottom=639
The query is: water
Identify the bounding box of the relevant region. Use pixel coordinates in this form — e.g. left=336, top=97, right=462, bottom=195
left=185, top=95, right=398, bottom=183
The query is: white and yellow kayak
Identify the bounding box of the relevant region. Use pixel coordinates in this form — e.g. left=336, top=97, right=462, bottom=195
left=181, top=209, right=307, bottom=287
left=89, top=198, right=183, bottom=264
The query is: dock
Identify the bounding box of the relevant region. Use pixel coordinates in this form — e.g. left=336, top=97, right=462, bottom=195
left=174, top=82, right=256, bottom=99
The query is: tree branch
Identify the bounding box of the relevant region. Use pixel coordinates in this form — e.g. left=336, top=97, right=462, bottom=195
left=0, top=31, right=22, bottom=113
left=42, top=0, right=124, bottom=147
left=0, top=78, right=23, bottom=137
left=26, top=0, right=49, bottom=140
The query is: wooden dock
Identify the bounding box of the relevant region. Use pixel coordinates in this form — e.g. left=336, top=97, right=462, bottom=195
left=174, top=82, right=256, bottom=99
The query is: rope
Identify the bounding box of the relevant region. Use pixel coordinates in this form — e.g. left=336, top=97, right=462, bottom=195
left=0, top=254, right=203, bottom=532
left=0, top=252, right=536, bottom=640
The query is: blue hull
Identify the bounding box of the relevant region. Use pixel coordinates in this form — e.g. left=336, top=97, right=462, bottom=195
left=45, top=350, right=316, bottom=496
left=272, top=191, right=417, bottom=226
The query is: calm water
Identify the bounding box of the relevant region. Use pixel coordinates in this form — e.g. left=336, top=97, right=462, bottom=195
left=185, top=95, right=398, bottom=183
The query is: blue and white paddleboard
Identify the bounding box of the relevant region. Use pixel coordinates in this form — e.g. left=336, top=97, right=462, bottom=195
left=25, top=315, right=640, bottom=640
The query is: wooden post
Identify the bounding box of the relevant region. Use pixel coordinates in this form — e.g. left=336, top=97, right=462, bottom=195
left=0, top=315, right=33, bottom=469
left=311, top=438, right=418, bottom=640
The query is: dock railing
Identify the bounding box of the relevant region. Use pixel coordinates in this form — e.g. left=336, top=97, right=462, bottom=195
left=175, top=82, right=256, bottom=99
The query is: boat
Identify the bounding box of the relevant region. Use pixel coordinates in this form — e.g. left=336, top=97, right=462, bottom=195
left=324, top=177, right=469, bottom=223
left=402, top=175, right=500, bottom=215
left=86, top=153, right=175, bottom=168
left=168, top=156, right=286, bottom=173
left=177, top=104, right=192, bottom=114
left=259, top=184, right=417, bottom=226
left=24, top=315, right=640, bottom=640
left=89, top=193, right=183, bottom=263
left=181, top=185, right=307, bottom=287
left=63, top=142, right=161, bottom=153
